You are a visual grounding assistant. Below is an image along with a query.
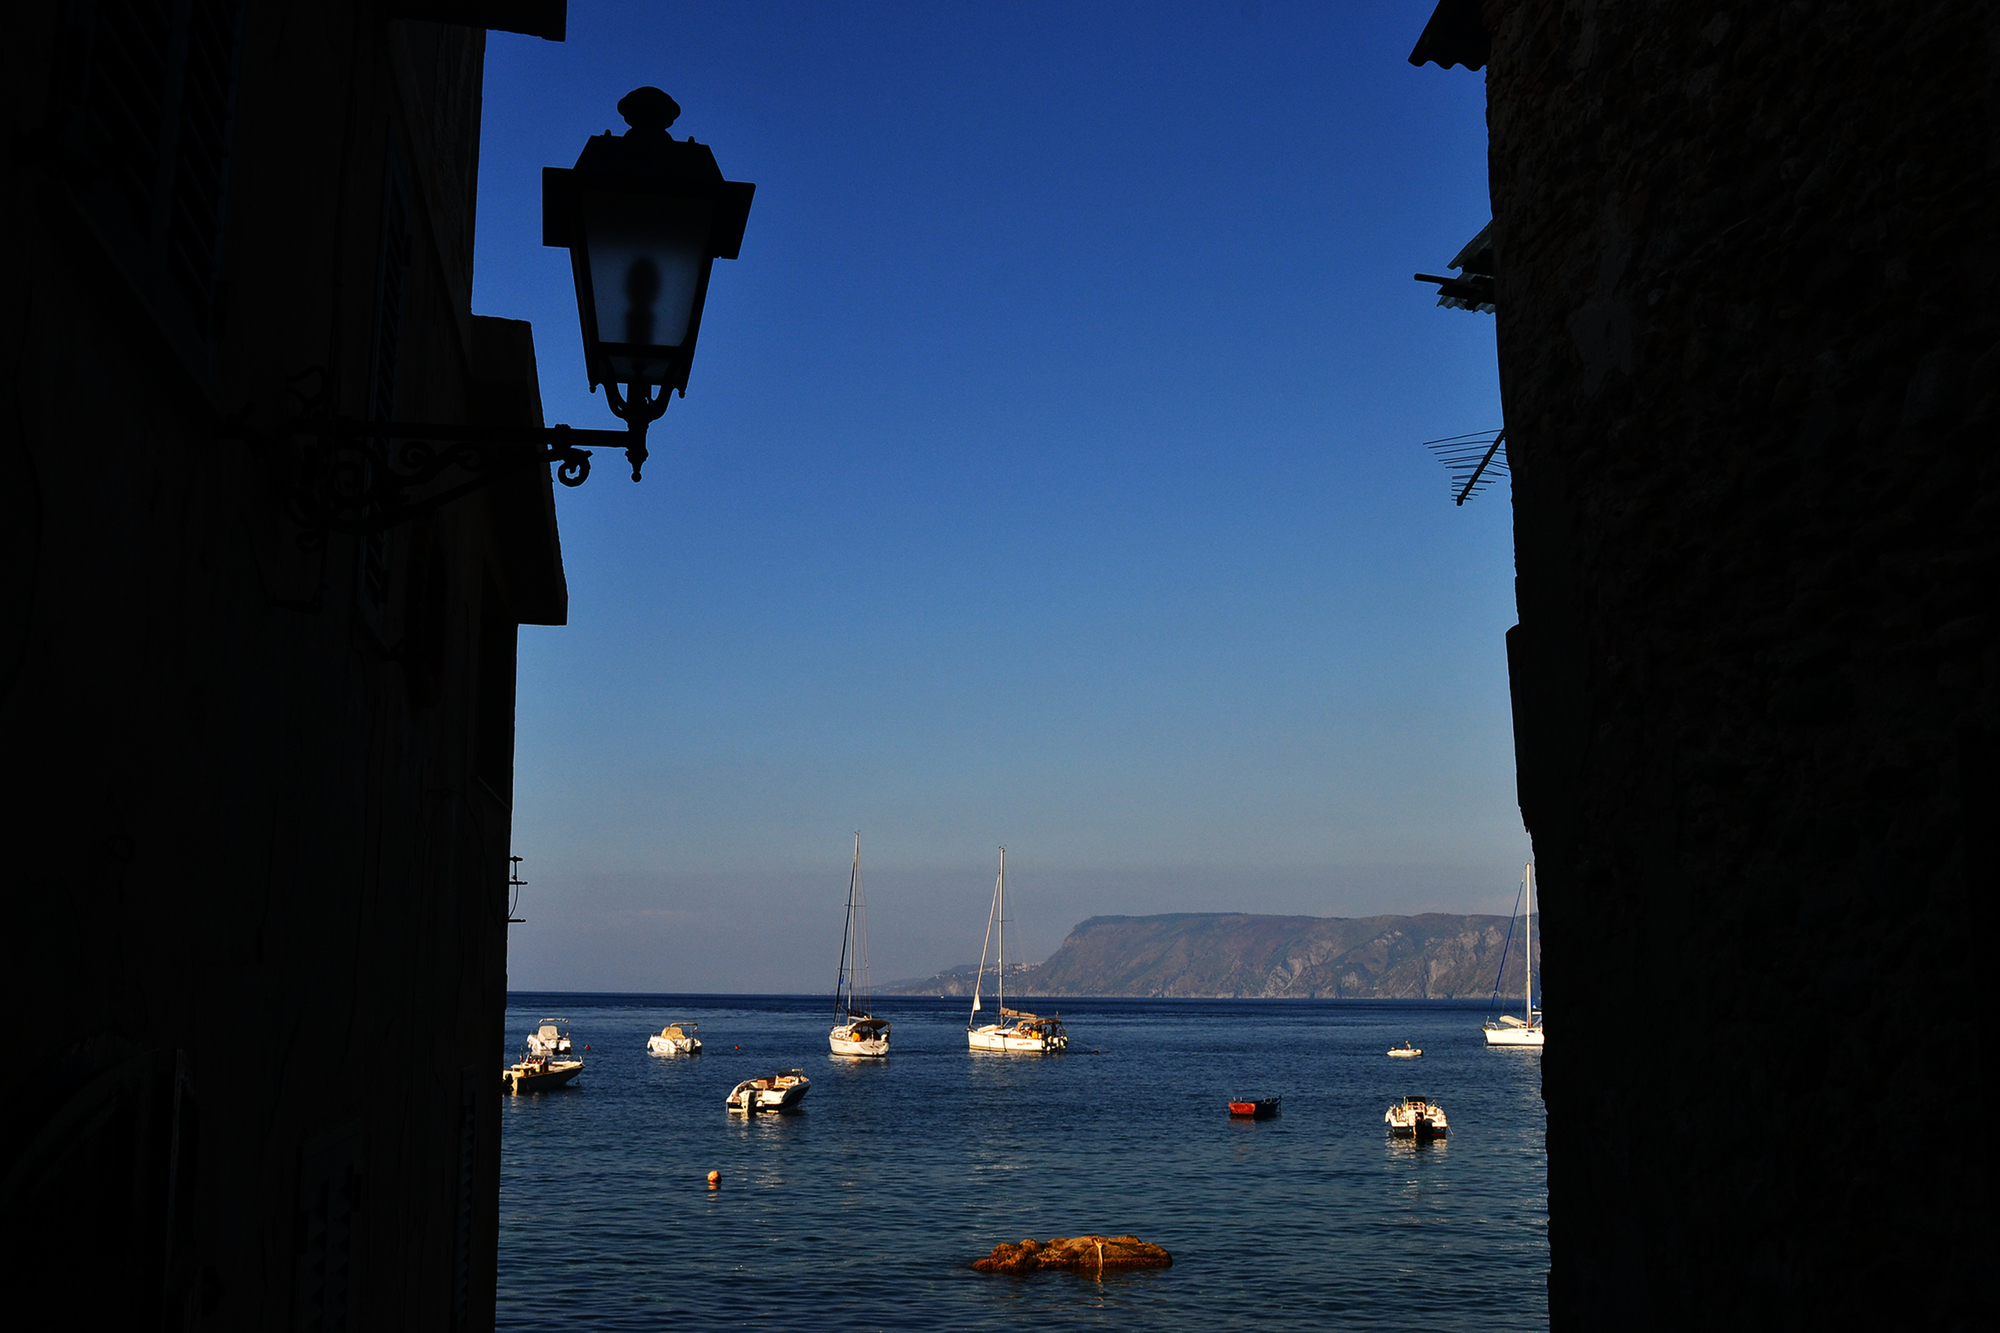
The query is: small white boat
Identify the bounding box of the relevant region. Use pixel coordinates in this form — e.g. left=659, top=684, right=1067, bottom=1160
left=966, top=847, right=1070, bottom=1054
left=1388, top=1042, right=1423, bottom=1058
left=647, top=1022, right=702, bottom=1056
left=1483, top=863, right=1545, bottom=1048
left=725, top=1069, right=810, bottom=1113
left=525, top=1018, right=574, bottom=1059
left=1385, top=1095, right=1448, bottom=1138
left=829, top=833, right=891, bottom=1057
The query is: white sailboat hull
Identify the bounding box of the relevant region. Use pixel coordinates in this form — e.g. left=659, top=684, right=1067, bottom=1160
left=829, top=1027, right=889, bottom=1057
left=1481, top=1024, right=1545, bottom=1047
left=967, top=1023, right=1066, bottom=1053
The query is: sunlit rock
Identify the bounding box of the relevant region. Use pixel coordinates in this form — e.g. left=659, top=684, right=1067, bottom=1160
left=972, top=1235, right=1171, bottom=1274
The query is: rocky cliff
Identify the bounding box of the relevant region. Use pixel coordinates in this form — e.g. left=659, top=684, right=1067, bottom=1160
left=885, top=911, right=1539, bottom=1000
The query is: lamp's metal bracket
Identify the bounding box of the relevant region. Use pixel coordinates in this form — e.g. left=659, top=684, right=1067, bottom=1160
left=601, top=379, right=671, bottom=481
left=223, top=372, right=663, bottom=546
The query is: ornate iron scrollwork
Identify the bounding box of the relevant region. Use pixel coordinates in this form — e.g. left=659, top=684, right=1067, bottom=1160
left=223, top=369, right=655, bottom=546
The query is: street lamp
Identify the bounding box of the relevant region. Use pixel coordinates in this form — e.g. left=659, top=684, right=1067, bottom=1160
left=238, top=87, right=755, bottom=539
left=543, top=86, right=755, bottom=480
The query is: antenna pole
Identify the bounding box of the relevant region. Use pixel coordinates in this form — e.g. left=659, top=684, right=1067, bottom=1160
left=1455, top=429, right=1506, bottom=505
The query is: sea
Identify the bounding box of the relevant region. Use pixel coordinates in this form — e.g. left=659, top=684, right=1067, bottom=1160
left=498, top=994, right=1548, bottom=1331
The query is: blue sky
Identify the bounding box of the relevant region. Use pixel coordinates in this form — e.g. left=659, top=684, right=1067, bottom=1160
left=474, top=1, right=1521, bottom=992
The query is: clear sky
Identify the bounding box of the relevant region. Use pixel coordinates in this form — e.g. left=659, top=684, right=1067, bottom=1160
left=473, top=1, right=1522, bottom=993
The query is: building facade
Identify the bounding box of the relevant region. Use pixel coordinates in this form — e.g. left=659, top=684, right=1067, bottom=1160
left=1421, top=1, right=1996, bottom=1325
left=2, top=3, right=566, bottom=1327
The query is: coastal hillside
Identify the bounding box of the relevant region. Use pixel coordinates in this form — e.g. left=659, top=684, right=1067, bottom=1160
left=883, top=912, right=1539, bottom=1000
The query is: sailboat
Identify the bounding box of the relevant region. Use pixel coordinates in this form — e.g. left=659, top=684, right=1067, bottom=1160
left=829, top=833, right=890, bottom=1057
left=1483, top=862, right=1545, bottom=1047
left=966, top=847, right=1068, bottom=1053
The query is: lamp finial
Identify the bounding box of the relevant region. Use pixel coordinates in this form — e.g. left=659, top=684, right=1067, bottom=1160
left=617, top=87, right=680, bottom=136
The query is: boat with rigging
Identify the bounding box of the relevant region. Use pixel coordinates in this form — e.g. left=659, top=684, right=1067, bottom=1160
left=1385, top=1095, right=1448, bottom=1139
left=1482, top=862, right=1545, bottom=1048
left=647, top=1022, right=702, bottom=1055
left=830, top=833, right=890, bottom=1057
left=966, top=847, right=1069, bottom=1053
left=725, top=1069, right=810, bottom=1113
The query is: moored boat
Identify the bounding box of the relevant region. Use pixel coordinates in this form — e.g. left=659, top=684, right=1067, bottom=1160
left=1482, top=863, right=1545, bottom=1048
left=526, top=1018, right=574, bottom=1059
left=966, top=847, right=1070, bottom=1054
left=830, top=833, right=891, bottom=1057
left=1385, top=1095, right=1448, bottom=1139
left=1228, top=1097, right=1281, bottom=1118
left=831, top=1015, right=889, bottom=1056
left=647, top=1022, right=702, bottom=1055
left=506, top=1018, right=583, bottom=1092
left=503, top=1053, right=583, bottom=1094
left=969, top=1007, right=1068, bottom=1053
left=725, top=1069, right=810, bottom=1113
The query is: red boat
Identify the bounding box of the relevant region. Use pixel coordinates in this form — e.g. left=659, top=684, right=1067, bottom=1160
left=1228, top=1097, right=1281, bottom=1118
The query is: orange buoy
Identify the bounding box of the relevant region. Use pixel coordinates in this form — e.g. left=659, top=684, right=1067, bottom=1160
left=707, top=1170, right=720, bottom=1189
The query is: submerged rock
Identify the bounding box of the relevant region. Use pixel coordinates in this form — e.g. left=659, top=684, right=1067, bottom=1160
left=972, top=1235, right=1171, bottom=1274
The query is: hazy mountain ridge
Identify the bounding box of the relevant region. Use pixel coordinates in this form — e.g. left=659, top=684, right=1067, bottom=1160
left=884, top=911, right=1538, bottom=1000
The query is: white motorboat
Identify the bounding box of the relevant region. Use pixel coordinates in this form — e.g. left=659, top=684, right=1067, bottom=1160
left=506, top=1020, right=582, bottom=1093
left=1388, top=1041, right=1423, bottom=1058
left=829, top=833, right=891, bottom=1057
left=1483, top=862, right=1545, bottom=1048
left=1385, top=1095, right=1448, bottom=1139
left=725, top=1069, right=810, bottom=1113
left=966, top=847, right=1069, bottom=1054
left=526, top=1018, right=574, bottom=1059
left=647, top=1022, right=702, bottom=1056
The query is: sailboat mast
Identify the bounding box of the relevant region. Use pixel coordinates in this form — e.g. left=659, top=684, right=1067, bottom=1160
left=971, top=855, right=998, bottom=1025
left=852, top=833, right=869, bottom=1019
left=836, top=833, right=858, bottom=1021
left=1524, top=862, right=1534, bottom=1024
left=997, top=847, right=1006, bottom=1016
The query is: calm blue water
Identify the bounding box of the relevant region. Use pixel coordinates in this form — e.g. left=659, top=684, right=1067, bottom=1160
left=498, top=994, right=1547, bottom=1330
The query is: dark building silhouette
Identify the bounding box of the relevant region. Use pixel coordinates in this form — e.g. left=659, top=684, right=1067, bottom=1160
left=3, top=3, right=567, bottom=1327
left=1417, top=1, right=1995, bottom=1326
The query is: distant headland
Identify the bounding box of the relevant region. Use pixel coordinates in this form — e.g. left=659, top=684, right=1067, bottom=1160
left=882, top=911, right=1539, bottom=1000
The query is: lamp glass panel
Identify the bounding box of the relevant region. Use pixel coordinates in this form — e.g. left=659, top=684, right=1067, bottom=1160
left=581, top=191, right=709, bottom=361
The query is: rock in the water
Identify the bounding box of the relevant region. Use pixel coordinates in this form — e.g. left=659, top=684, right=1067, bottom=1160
left=972, top=1234, right=1171, bottom=1274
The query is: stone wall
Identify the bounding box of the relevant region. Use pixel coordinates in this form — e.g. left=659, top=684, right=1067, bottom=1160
left=1481, top=2, right=1996, bottom=1326
left=0, top=5, right=563, bottom=1328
